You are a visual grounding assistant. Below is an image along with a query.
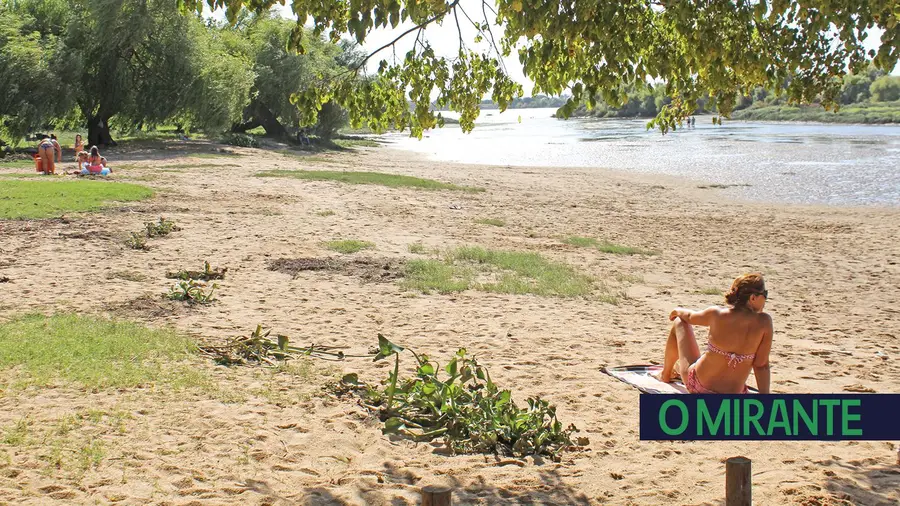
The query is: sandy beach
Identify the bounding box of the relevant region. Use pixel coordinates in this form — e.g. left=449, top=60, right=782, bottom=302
left=1, top=141, right=898, bottom=505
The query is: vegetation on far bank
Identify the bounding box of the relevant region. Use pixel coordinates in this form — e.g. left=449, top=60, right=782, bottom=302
left=731, top=100, right=900, bottom=124
left=566, top=68, right=900, bottom=125
left=0, top=180, right=153, bottom=219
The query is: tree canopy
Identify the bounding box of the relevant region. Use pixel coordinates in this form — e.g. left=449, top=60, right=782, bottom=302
left=0, top=0, right=364, bottom=146
left=180, top=0, right=900, bottom=134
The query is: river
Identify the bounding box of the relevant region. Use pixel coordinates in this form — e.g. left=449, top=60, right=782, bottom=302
left=387, top=108, right=900, bottom=207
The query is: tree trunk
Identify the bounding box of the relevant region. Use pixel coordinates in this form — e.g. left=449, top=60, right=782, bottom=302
left=87, top=115, right=116, bottom=147
left=237, top=100, right=288, bottom=138
left=231, top=118, right=261, bottom=133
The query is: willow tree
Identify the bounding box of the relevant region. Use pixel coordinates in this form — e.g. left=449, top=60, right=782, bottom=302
left=181, top=0, right=899, bottom=135
left=48, top=0, right=254, bottom=146
left=224, top=13, right=348, bottom=138
left=0, top=5, right=72, bottom=145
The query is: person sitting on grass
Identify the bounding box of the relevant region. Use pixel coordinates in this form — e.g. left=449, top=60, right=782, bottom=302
left=656, top=273, right=773, bottom=394
left=81, top=146, right=110, bottom=176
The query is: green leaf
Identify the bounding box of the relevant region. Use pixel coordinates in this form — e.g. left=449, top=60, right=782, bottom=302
left=382, top=417, right=407, bottom=435
left=341, top=373, right=359, bottom=385
left=374, top=333, right=404, bottom=361
left=276, top=334, right=289, bottom=351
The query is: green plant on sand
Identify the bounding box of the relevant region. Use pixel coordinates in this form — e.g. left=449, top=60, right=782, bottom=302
left=125, top=232, right=149, bottom=250
left=341, top=335, right=585, bottom=459
left=144, top=217, right=180, bottom=237
left=167, top=279, right=217, bottom=304
left=166, top=261, right=227, bottom=281
left=324, top=239, right=374, bottom=254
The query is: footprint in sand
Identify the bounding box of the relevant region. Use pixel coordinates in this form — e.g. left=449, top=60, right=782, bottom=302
left=843, top=384, right=876, bottom=393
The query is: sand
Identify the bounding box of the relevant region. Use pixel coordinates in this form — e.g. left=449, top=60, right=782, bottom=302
left=0, top=139, right=898, bottom=505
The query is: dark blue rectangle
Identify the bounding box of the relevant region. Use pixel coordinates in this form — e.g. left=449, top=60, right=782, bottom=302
left=640, top=394, right=900, bottom=440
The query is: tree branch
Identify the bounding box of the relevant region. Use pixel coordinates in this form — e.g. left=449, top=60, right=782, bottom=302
left=346, top=0, right=461, bottom=75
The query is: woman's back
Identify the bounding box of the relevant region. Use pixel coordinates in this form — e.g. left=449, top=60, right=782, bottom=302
left=697, top=308, right=772, bottom=393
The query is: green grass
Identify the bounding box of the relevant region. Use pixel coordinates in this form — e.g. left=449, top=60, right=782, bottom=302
left=256, top=169, right=484, bottom=192
left=192, top=152, right=240, bottom=159
left=316, top=209, right=335, bottom=217
left=324, top=239, right=375, bottom=254
left=402, top=246, right=594, bottom=298
left=0, top=314, right=198, bottom=389
left=0, top=159, right=38, bottom=169
left=0, top=180, right=153, bottom=219
left=162, top=163, right=241, bottom=169
left=698, top=287, right=722, bottom=296
left=333, top=138, right=379, bottom=148
left=408, top=242, right=427, bottom=254
left=402, top=259, right=474, bottom=294
left=563, top=236, right=656, bottom=256
left=475, top=218, right=505, bottom=227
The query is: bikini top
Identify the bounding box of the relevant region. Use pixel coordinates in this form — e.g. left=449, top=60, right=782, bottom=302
left=707, top=341, right=755, bottom=369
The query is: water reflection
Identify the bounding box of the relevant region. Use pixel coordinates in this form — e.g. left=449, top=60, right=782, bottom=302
left=389, top=109, right=900, bottom=207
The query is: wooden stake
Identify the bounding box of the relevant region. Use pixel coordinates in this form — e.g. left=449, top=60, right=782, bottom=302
left=726, top=456, right=752, bottom=506
left=421, top=485, right=451, bottom=506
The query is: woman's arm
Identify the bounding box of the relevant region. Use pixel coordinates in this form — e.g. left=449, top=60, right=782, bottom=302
left=669, top=306, right=719, bottom=326
left=753, top=314, right=774, bottom=394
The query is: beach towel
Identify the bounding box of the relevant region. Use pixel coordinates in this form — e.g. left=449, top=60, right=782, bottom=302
left=602, top=365, right=757, bottom=394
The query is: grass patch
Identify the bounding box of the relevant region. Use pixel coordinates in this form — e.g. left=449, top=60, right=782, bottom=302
left=256, top=169, right=483, bottom=192
left=0, top=314, right=198, bottom=389
left=0, top=159, right=37, bottom=169
left=614, top=272, right=644, bottom=284
left=0, top=180, right=153, bottom=219
left=402, top=246, right=594, bottom=298
left=698, top=287, right=722, bottom=296
left=324, top=239, right=375, bottom=254
left=563, top=235, right=655, bottom=256
left=408, top=242, right=427, bottom=254
left=333, top=138, right=379, bottom=148
left=162, top=163, right=240, bottom=169
left=192, top=152, right=241, bottom=159
left=475, top=218, right=505, bottom=227
left=316, top=209, right=335, bottom=217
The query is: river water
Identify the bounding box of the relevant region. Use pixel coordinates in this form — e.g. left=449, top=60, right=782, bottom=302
left=387, top=108, right=900, bottom=207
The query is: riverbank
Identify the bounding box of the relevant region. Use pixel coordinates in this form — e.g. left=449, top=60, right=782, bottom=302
left=731, top=101, right=900, bottom=124
left=1, top=143, right=898, bottom=505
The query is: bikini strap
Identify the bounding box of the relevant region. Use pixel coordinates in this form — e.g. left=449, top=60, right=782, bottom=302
left=707, top=341, right=755, bottom=369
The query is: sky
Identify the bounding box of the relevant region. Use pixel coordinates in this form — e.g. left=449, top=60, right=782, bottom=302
left=212, top=0, right=898, bottom=96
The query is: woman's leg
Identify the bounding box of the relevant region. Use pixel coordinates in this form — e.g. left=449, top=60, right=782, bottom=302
left=659, top=317, right=701, bottom=382
left=39, top=147, right=53, bottom=174
left=673, top=317, right=701, bottom=379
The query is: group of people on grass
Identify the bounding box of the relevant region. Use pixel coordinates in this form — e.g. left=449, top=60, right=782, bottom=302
left=34, top=133, right=110, bottom=176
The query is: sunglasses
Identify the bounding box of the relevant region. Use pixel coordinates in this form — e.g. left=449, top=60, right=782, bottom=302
left=753, top=290, right=769, bottom=299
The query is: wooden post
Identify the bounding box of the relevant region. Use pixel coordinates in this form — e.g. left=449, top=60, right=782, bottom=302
left=726, top=456, right=752, bottom=506
left=421, top=485, right=451, bottom=506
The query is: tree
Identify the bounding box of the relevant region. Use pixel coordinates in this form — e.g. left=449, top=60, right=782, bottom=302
left=0, top=5, right=71, bottom=145
left=26, top=0, right=254, bottom=146
left=870, top=76, right=900, bottom=103
left=181, top=0, right=899, bottom=135
left=225, top=14, right=365, bottom=140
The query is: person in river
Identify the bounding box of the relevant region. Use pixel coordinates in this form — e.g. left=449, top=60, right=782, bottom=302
left=656, top=273, right=773, bottom=394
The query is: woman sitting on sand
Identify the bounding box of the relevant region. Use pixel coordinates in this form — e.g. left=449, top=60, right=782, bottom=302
left=657, top=273, right=773, bottom=394
left=81, top=146, right=110, bottom=176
